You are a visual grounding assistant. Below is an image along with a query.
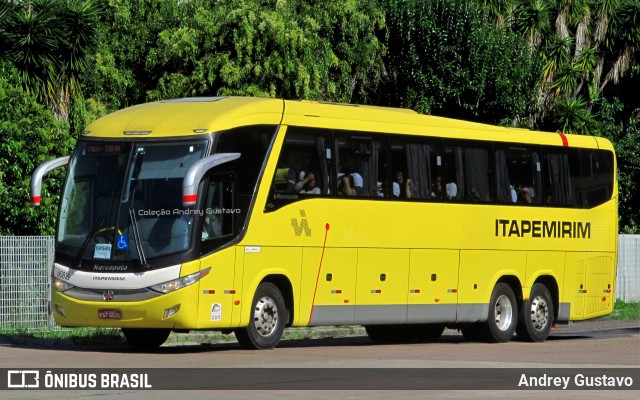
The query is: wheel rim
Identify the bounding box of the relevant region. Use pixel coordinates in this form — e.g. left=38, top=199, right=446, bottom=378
left=494, top=294, right=513, bottom=331
left=529, top=295, right=549, bottom=331
left=253, top=296, right=278, bottom=337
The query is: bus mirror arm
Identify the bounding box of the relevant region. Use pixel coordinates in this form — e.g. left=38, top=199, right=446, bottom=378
left=31, top=156, right=70, bottom=206
left=182, top=153, right=241, bottom=207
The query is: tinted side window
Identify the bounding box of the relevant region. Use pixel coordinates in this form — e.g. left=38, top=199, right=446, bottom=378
left=462, top=143, right=494, bottom=203
left=443, top=143, right=463, bottom=201
left=215, top=125, right=277, bottom=221
left=501, top=146, right=541, bottom=205
left=200, top=174, right=236, bottom=255
left=390, top=137, right=442, bottom=200
left=567, top=148, right=583, bottom=207
left=267, top=127, right=333, bottom=210
left=542, top=147, right=572, bottom=207
left=582, top=150, right=614, bottom=208
left=445, top=141, right=494, bottom=203
left=336, top=132, right=387, bottom=198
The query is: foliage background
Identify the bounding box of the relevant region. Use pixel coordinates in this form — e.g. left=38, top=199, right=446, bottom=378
left=0, top=0, right=639, bottom=234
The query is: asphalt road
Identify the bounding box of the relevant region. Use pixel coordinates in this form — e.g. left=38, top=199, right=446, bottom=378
left=0, top=320, right=638, bottom=400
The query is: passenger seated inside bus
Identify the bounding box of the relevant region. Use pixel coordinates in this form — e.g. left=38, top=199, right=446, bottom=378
left=376, top=181, right=385, bottom=197
left=446, top=182, right=457, bottom=199
left=431, top=176, right=453, bottom=200
left=393, top=171, right=413, bottom=199
left=338, top=174, right=357, bottom=196
left=295, top=171, right=321, bottom=194
left=202, top=215, right=221, bottom=240
left=515, top=183, right=535, bottom=204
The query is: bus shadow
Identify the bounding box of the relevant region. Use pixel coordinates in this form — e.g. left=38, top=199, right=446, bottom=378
left=4, top=324, right=637, bottom=354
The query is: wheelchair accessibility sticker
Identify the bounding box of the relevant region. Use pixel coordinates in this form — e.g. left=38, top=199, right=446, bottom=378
left=116, top=235, right=129, bottom=250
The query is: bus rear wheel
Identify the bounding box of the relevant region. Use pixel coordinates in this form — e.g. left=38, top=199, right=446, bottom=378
left=480, top=283, right=518, bottom=343
left=516, top=283, right=554, bottom=342
left=235, top=282, right=287, bottom=350
left=121, top=328, right=170, bottom=349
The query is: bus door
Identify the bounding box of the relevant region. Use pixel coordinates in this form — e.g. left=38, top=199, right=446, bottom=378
left=197, top=175, right=239, bottom=328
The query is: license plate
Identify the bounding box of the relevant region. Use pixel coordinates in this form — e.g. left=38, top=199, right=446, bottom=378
left=98, top=309, right=122, bottom=319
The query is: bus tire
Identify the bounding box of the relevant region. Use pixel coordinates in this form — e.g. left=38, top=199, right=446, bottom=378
left=480, top=282, right=518, bottom=343
left=235, top=282, right=287, bottom=350
left=516, top=283, right=554, bottom=342
left=122, top=328, right=170, bottom=349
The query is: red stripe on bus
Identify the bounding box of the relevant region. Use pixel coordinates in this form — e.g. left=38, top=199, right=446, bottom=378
left=559, top=132, right=569, bottom=147
left=309, top=222, right=331, bottom=323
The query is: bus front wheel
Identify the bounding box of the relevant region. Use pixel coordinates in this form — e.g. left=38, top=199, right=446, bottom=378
left=122, top=328, right=170, bottom=349
left=516, top=283, right=554, bottom=342
left=480, top=283, right=518, bottom=343
left=235, top=282, right=287, bottom=350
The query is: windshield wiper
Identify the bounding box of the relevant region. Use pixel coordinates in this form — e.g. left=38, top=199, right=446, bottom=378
left=126, top=148, right=149, bottom=269
left=74, top=197, right=115, bottom=268
left=129, top=207, right=148, bottom=268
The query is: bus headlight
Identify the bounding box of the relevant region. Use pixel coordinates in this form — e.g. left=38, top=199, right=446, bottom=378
left=149, top=267, right=211, bottom=294
left=54, top=278, right=74, bottom=292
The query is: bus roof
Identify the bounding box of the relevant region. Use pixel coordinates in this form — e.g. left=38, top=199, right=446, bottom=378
left=83, top=97, right=284, bottom=138
left=83, top=96, right=611, bottom=150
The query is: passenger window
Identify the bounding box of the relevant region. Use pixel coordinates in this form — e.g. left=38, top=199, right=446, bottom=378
left=504, top=146, right=541, bottom=205
left=443, top=145, right=462, bottom=201
left=336, top=133, right=387, bottom=198
left=390, top=138, right=441, bottom=200
left=568, top=148, right=583, bottom=207
left=495, top=149, right=513, bottom=203
left=542, top=149, right=572, bottom=207
left=463, top=145, right=493, bottom=202
left=216, top=125, right=276, bottom=224
left=267, top=127, right=332, bottom=210
left=582, top=150, right=614, bottom=208
left=444, top=142, right=493, bottom=203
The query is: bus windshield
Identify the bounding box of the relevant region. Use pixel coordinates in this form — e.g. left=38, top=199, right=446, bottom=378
left=57, top=140, right=208, bottom=265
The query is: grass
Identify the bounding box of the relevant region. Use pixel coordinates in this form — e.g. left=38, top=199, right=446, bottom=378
left=601, top=299, right=640, bottom=321
left=0, top=327, right=124, bottom=344
left=0, top=301, right=636, bottom=342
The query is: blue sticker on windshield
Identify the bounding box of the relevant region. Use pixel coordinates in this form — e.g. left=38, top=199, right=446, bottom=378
left=116, top=235, right=129, bottom=250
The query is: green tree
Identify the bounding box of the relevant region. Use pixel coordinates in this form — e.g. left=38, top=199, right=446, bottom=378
left=599, top=0, right=640, bottom=93
left=511, top=0, right=552, bottom=49
left=596, top=98, right=640, bottom=232
left=0, top=63, right=74, bottom=235
left=86, top=0, right=385, bottom=108
left=0, top=0, right=101, bottom=123
left=508, top=0, right=640, bottom=133
left=552, top=96, right=597, bottom=134
left=383, top=0, right=539, bottom=125
left=84, top=0, right=184, bottom=111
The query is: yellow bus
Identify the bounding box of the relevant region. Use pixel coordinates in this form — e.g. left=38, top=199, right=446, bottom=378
left=31, top=97, right=617, bottom=349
